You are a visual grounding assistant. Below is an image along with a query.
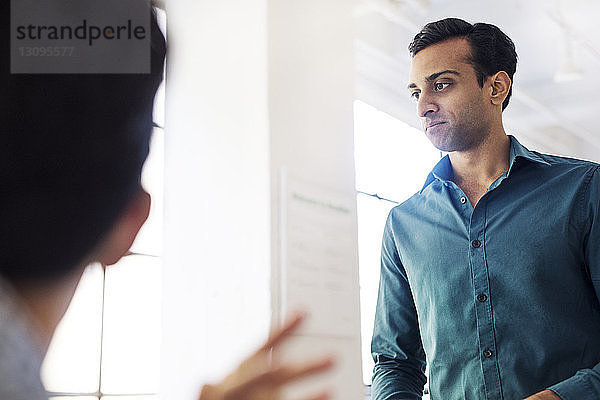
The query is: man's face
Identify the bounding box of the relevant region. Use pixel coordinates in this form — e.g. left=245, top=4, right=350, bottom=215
left=408, top=38, right=492, bottom=152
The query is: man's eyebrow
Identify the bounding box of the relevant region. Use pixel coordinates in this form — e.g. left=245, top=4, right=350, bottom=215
left=407, top=70, right=461, bottom=89
left=427, top=69, right=460, bottom=81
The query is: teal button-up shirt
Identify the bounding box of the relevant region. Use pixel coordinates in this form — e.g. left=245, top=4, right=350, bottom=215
left=371, top=136, right=600, bottom=400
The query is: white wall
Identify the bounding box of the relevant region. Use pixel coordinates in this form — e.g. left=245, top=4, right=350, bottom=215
left=162, top=1, right=359, bottom=398
left=162, top=2, right=271, bottom=399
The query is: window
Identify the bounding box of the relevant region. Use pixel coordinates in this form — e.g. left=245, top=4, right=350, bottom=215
left=353, top=100, right=440, bottom=387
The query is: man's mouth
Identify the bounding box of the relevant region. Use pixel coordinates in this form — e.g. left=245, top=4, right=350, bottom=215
left=425, top=121, right=446, bottom=131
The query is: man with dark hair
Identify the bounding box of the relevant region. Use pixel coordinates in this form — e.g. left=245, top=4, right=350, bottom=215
left=0, top=3, right=331, bottom=400
left=371, top=18, right=600, bottom=400
left=408, top=18, right=517, bottom=112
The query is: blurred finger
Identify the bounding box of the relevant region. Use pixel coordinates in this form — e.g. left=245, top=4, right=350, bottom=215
left=241, top=356, right=334, bottom=392
left=259, top=312, right=306, bottom=352
left=272, top=357, right=335, bottom=385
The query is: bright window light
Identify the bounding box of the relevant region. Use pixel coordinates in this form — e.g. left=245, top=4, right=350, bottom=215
left=354, top=100, right=441, bottom=201
left=354, top=100, right=440, bottom=385
left=100, top=255, right=161, bottom=395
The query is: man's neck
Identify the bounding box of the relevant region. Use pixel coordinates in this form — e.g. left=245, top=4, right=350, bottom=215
left=448, top=132, right=511, bottom=207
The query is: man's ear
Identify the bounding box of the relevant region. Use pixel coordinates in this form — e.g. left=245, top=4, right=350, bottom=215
left=489, top=71, right=511, bottom=107
left=96, top=189, right=151, bottom=266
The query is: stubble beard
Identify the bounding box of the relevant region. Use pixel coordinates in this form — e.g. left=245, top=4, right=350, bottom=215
left=425, top=105, right=490, bottom=153
left=425, top=123, right=480, bottom=153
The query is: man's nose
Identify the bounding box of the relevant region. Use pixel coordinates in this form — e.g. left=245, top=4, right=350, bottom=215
left=417, top=92, right=438, bottom=118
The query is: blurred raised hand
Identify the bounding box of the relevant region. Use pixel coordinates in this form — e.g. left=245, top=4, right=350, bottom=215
left=198, top=313, right=334, bottom=400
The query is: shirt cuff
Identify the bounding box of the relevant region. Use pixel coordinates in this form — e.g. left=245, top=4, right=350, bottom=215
left=549, top=371, right=592, bottom=400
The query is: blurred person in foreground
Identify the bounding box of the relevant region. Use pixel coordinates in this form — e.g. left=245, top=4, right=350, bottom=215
left=0, top=3, right=332, bottom=400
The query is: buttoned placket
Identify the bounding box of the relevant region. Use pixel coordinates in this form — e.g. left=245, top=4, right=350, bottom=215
left=470, top=195, right=503, bottom=400
left=450, top=179, right=505, bottom=400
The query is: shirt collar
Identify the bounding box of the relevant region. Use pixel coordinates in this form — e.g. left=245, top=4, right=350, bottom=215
left=420, top=135, right=550, bottom=193
left=507, top=134, right=551, bottom=171
left=420, top=154, right=452, bottom=193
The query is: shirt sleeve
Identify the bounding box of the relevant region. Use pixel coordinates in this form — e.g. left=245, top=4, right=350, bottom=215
left=549, top=165, right=600, bottom=400
left=371, top=212, right=427, bottom=400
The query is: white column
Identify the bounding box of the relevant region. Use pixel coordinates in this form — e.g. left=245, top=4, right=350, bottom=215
left=269, top=2, right=362, bottom=399
left=162, top=0, right=359, bottom=398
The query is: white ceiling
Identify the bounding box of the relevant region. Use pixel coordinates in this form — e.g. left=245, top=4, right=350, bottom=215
left=355, top=0, right=600, bottom=161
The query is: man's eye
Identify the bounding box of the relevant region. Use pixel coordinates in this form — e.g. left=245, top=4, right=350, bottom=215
left=410, top=91, right=420, bottom=101
left=434, top=82, right=450, bottom=91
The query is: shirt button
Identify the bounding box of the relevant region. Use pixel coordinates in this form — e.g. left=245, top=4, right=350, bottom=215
left=460, top=196, right=467, bottom=204
left=477, top=293, right=488, bottom=302
left=472, top=239, right=481, bottom=248
left=483, top=349, right=493, bottom=358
